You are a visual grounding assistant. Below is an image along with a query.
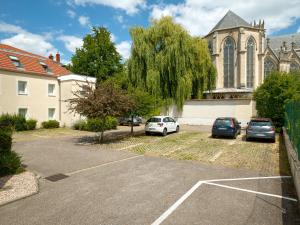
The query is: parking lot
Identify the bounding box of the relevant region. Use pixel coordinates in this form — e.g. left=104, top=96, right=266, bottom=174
left=0, top=126, right=299, bottom=225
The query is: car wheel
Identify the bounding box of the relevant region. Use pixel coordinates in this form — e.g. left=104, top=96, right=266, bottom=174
left=246, top=137, right=250, bottom=141
left=176, top=126, right=180, bottom=133
left=162, top=128, right=167, bottom=136
left=145, top=131, right=150, bottom=136
left=271, top=138, right=276, bottom=143
left=212, top=134, right=216, bottom=138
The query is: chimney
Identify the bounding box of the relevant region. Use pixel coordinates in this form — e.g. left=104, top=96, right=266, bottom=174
left=49, top=54, right=54, bottom=60
left=55, top=52, right=60, bottom=63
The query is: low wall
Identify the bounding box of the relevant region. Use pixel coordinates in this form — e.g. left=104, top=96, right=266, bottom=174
left=283, top=128, right=300, bottom=210
left=168, top=99, right=256, bottom=127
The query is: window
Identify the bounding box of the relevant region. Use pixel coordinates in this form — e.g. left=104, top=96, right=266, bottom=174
left=80, top=85, right=90, bottom=96
left=40, top=61, right=52, bottom=73
left=48, top=108, right=55, bottom=120
left=264, top=58, right=276, bottom=78
left=246, top=37, right=255, bottom=88
left=48, top=84, right=55, bottom=96
left=290, top=62, right=300, bottom=72
left=223, top=37, right=235, bottom=88
left=9, top=56, right=23, bottom=68
left=18, top=108, right=27, bottom=118
left=18, top=81, right=27, bottom=95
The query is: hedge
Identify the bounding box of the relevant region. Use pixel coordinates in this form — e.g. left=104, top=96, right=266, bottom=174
left=41, top=120, right=60, bottom=129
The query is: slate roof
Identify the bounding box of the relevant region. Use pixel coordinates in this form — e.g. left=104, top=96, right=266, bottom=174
left=268, top=33, right=300, bottom=51
left=0, top=44, right=71, bottom=77
left=208, top=10, right=253, bottom=34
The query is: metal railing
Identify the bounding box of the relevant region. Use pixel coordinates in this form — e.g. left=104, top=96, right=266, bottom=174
left=285, top=100, right=300, bottom=160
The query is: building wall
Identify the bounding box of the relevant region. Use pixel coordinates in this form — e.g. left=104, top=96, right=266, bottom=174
left=168, top=99, right=256, bottom=127
left=0, top=70, right=59, bottom=126
left=206, top=27, right=265, bottom=89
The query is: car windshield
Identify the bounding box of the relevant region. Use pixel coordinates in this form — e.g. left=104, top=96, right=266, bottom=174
left=147, top=118, right=161, bottom=123
left=215, top=119, right=231, bottom=126
left=250, top=121, right=272, bottom=126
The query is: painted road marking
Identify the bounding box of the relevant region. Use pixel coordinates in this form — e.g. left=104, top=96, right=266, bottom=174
left=204, top=182, right=297, bottom=202
left=151, top=181, right=204, bottom=225
left=119, top=143, right=144, bottom=151
left=66, top=155, right=143, bottom=176
left=209, top=150, right=223, bottom=162
left=151, top=176, right=293, bottom=225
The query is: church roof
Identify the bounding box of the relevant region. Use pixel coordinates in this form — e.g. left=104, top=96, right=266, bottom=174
left=268, top=33, right=300, bottom=50
left=208, top=10, right=252, bottom=34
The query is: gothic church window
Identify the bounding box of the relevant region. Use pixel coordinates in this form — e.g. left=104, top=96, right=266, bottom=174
left=264, top=58, right=276, bottom=78
left=246, top=37, right=255, bottom=88
left=290, top=62, right=300, bottom=72
left=223, top=37, right=234, bottom=88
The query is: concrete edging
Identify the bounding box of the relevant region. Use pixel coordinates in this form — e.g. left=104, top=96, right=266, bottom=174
left=283, top=128, right=300, bottom=209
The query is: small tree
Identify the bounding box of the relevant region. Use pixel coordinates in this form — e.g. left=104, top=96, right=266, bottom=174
left=254, top=71, right=300, bottom=129
left=68, top=82, right=133, bottom=142
left=127, top=88, right=161, bottom=134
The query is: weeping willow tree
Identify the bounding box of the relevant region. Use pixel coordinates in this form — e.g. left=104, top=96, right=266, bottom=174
left=127, top=17, right=216, bottom=110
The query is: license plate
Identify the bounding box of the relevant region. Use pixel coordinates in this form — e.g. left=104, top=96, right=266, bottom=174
left=256, top=134, right=265, bottom=137
left=218, top=128, right=226, bottom=130
left=149, top=128, right=155, bottom=130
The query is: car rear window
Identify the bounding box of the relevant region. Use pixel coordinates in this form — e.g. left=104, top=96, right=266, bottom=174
left=147, top=118, right=161, bottom=123
left=215, top=119, right=231, bottom=126
left=250, top=121, right=272, bottom=126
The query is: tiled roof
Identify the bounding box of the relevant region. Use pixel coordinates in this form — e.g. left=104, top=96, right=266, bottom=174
left=208, top=10, right=253, bottom=34
left=268, top=33, right=300, bottom=51
left=0, top=44, right=71, bottom=77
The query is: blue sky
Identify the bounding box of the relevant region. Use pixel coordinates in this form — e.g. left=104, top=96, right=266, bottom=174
left=1, top=0, right=300, bottom=64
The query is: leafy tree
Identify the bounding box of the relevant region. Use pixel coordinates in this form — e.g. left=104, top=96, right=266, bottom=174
left=127, top=17, right=216, bottom=110
left=67, top=82, right=133, bottom=142
left=254, top=71, right=300, bottom=129
left=127, top=88, right=161, bottom=134
left=71, top=27, right=123, bottom=83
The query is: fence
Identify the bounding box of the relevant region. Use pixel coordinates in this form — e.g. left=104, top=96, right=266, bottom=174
left=285, top=100, right=300, bottom=160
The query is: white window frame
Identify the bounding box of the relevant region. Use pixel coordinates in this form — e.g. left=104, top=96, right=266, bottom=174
left=17, top=80, right=28, bottom=95
left=48, top=108, right=56, bottom=120
left=18, top=108, right=28, bottom=118
left=48, top=84, right=56, bottom=96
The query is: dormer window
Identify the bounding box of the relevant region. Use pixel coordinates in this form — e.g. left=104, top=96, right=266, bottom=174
left=9, top=55, right=23, bottom=68
left=39, top=61, right=52, bottom=73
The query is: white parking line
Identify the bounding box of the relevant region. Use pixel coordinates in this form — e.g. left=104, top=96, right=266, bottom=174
left=150, top=176, right=293, bottom=225
left=204, top=182, right=297, bottom=202
left=66, top=155, right=143, bottom=176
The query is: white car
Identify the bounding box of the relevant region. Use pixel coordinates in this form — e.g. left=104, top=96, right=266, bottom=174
left=145, top=116, right=179, bottom=136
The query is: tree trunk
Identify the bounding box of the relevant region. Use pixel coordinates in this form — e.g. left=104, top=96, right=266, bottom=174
left=131, top=115, right=134, bottom=135
left=100, top=131, right=104, bottom=143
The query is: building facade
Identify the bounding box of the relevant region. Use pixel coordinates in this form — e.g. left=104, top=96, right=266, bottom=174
left=0, top=44, right=95, bottom=127
left=204, top=10, right=300, bottom=99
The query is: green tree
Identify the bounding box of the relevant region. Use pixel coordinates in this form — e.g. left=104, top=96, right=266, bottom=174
left=254, top=71, right=300, bottom=129
left=127, top=17, right=216, bottom=110
left=71, top=27, right=123, bottom=83
left=67, top=82, right=133, bottom=142
left=127, top=88, right=161, bottom=134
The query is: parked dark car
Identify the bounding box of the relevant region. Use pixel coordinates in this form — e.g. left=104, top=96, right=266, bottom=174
left=212, top=117, right=241, bottom=139
left=246, top=118, right=275, bottom=142
left=118, top=117, right=142, bottom=126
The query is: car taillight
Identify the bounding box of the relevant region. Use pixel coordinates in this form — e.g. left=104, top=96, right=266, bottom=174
left=270, top=127, right=275, bottom=132
left=230, top=120, right=234, bottom=128
left=157, top=122, right=164, bottom=127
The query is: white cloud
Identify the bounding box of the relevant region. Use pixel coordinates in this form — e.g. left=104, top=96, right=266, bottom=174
left=0, top=21, right=58, bottom=56
left=298, top=27, right=300, bottom=33
left=110, top=33, right=116, bottom=42
left=150, top=0, right=300, bottom=36
left=78, top=15, right=90, bottom=27
left=116, top=41, right=131, bottom=60
left=114, top=15, right=124, bottom=24
left=69, top=0, right=146, bottom=15
left=57, top=35, right=83, bottom=53
left=67, top=9, right=76, bottom=18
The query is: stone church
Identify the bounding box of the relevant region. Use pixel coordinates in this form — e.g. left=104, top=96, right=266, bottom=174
left=204, top=10, right=300, bottom=99
left=169, top=10, right=299, bottom=125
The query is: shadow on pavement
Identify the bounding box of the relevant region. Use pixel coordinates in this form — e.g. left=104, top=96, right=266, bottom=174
left=279, top=134, right=300, bottom=225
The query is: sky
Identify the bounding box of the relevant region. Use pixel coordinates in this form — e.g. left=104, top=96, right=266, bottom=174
left=1, top=0, right=300, bottom=64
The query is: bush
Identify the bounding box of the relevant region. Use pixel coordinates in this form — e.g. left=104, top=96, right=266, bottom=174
left=0, top=114, right=27, bottom=131
left=0, top=151, right=23, bottom=176
left=254, top=72, right=300, bottom=129
left=26, top=119, right=37, bottom=130
left=106, top=116, right=118, bottom=129
left=73, top=120, right=87, bottom=130
left=41, top=120, right=60, bottom=129
left=0, top=126, right=13, bottom=153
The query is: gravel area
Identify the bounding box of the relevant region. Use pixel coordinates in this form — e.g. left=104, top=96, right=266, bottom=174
left=0, top=172, right=38, bottom=206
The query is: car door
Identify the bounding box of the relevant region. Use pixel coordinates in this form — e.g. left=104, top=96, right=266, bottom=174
left=169, top=117, right=176, bottom=131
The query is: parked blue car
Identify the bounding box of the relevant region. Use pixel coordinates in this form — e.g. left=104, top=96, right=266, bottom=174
left=212, top=117, right=241, bottom=139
